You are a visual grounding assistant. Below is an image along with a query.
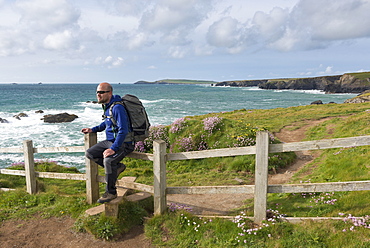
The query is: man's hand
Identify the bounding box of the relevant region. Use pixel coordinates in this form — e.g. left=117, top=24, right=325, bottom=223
left=81, top=128, right=92, bottom=134
left=103, top=148, right=115, bottom=158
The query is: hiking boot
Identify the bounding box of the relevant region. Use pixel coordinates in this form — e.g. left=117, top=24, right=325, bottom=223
left=117, top=163, right=126, bottom=177
left=97, top=192, right=117, bottom=203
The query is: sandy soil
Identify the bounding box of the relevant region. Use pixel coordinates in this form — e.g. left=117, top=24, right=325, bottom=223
left=0, top=119, right=327, bottom=248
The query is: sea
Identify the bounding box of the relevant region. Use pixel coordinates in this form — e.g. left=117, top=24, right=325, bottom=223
left=0, top=83, right=357, bottom=171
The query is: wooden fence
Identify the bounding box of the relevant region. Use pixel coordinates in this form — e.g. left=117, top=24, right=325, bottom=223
left=1, top=132, right=370, bottom=223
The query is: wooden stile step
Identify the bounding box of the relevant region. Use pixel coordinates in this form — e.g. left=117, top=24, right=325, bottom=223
left=85, top=176, right=137, bottom=216
left=126, top=192, right=152, bottom=202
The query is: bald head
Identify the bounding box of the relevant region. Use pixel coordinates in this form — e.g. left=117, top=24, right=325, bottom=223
left=96, top=82, right=113, bottom=104
left=98, top=82, right=113, bottom=92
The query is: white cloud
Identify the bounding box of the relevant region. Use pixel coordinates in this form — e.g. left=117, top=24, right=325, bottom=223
left=268, top=0, right=370, bottom=51
left=293, top=0, right=370, bottom=41
left=126, top=32, right=150, bottom=50
left=15, top=0, right=80, bottom=31
left=206, top=17, right=242, bottom=48
left=43, top=30, right=77, bottom=50
left=252, top=7, right=289, bottom=41
left=104, top=56, right=113, bottom=63
left=168, top=46, right=187, bottom=59
left=111, top=57, right=124, bottom=67
left=93, top=55, right=124, bottom=68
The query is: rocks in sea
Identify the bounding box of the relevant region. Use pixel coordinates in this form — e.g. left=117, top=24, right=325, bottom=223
left=311, top=100, right=323, bottom=105
left=13, top=113, right=28, bottom=120
left=344, top=90, right=370, bottom=103
left=86, top=100, right=98, bottom=104
left=42, top=113, right=78, bottom=123
left=35, top=110, right=44, bottom=113
left=0, top=117, right=9, bottom=123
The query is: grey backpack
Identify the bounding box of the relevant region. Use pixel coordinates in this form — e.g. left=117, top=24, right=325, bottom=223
left=108, top=94, right=150, bottom=142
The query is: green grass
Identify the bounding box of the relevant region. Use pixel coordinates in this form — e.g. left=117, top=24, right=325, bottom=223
left=1, top=101, right=370, bottom=245
left=145, top=210, right=370, bottom=247
left=152, top=79, right=217, bottom=84
left=347, top=71, right=370, bottom=80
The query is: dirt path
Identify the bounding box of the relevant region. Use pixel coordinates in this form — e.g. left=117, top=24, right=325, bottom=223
left=1, top=119, right=329, bottom=247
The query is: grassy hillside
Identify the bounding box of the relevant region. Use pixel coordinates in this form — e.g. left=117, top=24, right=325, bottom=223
left=347, top=71, right=370, bottom=80
left=1, top=101, right=370, bottom=246
left=147, top=79, right=217, bottom=84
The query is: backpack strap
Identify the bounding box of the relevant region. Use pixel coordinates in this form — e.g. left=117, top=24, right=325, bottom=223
left=108, top=102, right=119, bottom=126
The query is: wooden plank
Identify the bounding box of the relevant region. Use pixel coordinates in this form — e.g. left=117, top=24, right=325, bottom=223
left=0, top=169, right=26, bottom=176
left=36, top=172, right=86, bottom=180
left=153, top=140, right=167, bottom=215
left=0, top=147, right=23, bottom=153
left=268, top=181, right=370, bottom=193
left=1, top=169, right=86, bottom=180
left=167, top=146, right=256, bottom=161
left=254, top=131, right=269, bottom=224
left=270, top=135, right=370, bottom=153
left=282, top=217, right=345, bottom=223
left=126, top=192, right=152, bottom=202
left=34, top=146, right=85, bottom=153
left=116, top=176, right=137, bottom=186
left=85, top=204, right=104, bottom=216
left=126, top=151, right=154, bottom=161
left=167, top=185, right=254, bottom=194
left=1, top=188, right=15, bottom=191
left=24, top=140, right=37, bottom=194
left=84, top=133, right=99, bottom=204
left=117, top=181, right=154, bottom=194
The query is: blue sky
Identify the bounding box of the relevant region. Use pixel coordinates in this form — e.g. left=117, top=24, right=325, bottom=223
left=0, top=0, right=369, bottom=83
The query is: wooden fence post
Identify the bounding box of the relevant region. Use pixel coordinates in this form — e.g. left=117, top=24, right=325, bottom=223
left=23, top=140, right=37, bottom=194
left=254, top=131, right=269, bottom=223
left=85, top=133, right=99, bottom=204
left=153, top=140, right=167, bottom=215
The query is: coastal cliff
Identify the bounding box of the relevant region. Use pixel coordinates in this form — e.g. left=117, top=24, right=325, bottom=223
left=215, top=72, right=370, bottom=94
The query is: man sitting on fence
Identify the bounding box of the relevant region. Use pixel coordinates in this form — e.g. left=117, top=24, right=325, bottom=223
left=81, top=82, right=134, bottom=203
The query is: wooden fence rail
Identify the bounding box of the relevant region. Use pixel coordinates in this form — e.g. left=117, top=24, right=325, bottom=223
left=1, top=132, right=370, bottom=223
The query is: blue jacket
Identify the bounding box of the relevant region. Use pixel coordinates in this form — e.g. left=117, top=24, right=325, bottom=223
left=91, top=95, right=130, bottom=151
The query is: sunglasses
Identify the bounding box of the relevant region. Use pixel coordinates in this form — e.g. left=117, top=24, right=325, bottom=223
left=96, top=91, right=110, bottom=94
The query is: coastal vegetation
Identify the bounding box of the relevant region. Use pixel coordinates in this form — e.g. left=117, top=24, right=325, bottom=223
left=135, top=79, right=217, bottom=84
left=216, top=71, right=370, bottom=94
left=1, top=101, right=370, bottom=246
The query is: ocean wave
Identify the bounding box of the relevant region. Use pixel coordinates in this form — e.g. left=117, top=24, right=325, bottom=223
left=242, top=87, right=263, bottom=91
left=272, top=89, right=327, bottom=94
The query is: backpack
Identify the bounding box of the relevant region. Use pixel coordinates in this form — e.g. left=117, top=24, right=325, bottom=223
left=107, top=94, right=150, bottom=142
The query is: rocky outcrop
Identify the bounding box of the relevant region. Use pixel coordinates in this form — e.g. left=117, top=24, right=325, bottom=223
left=344, top=91, right=370, bottom=103
left=0, top=118, right=9, bottom=123
left=13, top=113, right=28, bottom=120
left=216, top=72, right=370, bottom=94
left=337, top=74, right=370, bottom=93
left=42, top=113, right=78, bottom=123
left=311, top=100, right=323, bottom=105
left=215, top=80, right=267, bottom=87
left=258, top=75, right=342, bottom=92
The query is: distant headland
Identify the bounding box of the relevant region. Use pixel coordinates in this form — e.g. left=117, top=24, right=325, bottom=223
left=134, top=71, right=370, bottom=94
left=134, top=79, right=217, bottom=85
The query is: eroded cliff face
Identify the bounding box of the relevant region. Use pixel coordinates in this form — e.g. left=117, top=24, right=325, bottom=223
left=344, top=91, right=370, bottom=103
left=216, top=73, right=370, bottom=93
left=338, top=74, right=370, bottom=93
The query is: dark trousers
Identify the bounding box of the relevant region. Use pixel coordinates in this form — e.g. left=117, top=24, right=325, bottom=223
left=86, top=141, right=134, bottom=195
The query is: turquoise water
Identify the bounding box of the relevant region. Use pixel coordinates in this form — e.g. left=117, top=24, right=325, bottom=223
left=0, top=83, right=356, bottom=170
